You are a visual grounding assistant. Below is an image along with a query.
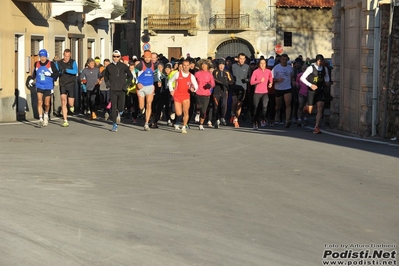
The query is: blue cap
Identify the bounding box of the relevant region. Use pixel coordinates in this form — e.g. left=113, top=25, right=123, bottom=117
left=38, top=49, right=48, bottom=58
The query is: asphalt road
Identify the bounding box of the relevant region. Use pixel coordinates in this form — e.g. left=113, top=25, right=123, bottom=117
left=0, top=116, right=398, bottom=266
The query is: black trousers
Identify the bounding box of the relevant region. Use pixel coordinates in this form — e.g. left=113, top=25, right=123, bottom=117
left=212, top=88, right=228, bottom=123
left=111, top=90, right=125, bottom=124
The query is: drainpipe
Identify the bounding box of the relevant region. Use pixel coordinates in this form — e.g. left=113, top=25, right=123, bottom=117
left=382, top=0, right=394, bottom=138
left=372, top=3, right=381, bottom=136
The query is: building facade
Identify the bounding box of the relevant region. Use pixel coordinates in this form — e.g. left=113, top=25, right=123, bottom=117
left=138, top=0, right=333, bottom=61
left=0, top=0, right=125, bottom=122
left=331, top=0, right=399, bottom=137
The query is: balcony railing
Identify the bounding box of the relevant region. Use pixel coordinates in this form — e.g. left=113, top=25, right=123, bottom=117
left=209, top=14, right=250, bottom=31
left=144, top=14, right=197, bottom=31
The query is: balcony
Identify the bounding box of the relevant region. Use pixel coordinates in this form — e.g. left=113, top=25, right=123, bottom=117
left=209, top=14, right=250, bottom=31
left=86, top=0, right=126, bottom=21
left=52, top=0, right=100, bottom=17
left=144, top=14, right=197, bottom=35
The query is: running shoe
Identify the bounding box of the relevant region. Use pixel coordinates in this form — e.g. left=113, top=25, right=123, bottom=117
left=230, top=116, right=235, bottom=124
left=91, top=111, right=97, bottom=120
left=207, top=121, right=213, bottom=127
left=220, top=118, right=227, bottom=126
left=111, top=124, right=118, bottom=132
left=285, top=120, right=291, bottom=128
left=199, top=125, right=204, bottom=130
left=181, top=126, right=187, bottom=134
left=303, top=105, right=309, bottom=114
left=144, top=124, right=150, bottom=131
left=214, top=123, right=219, bottom=129
left=174, top=125, right=180, bottom=131
left=61, top=121, right=69, bottom=127
left=69, top=106, right=74, bottom=113
left=233, top=118, right=239, bottom=128
left=104, top=112, right=110, bottom=121
left=150, top=122, right=158, bottom=128
left=217, top=119, right=220, bottom=125
left=195, top=113, right=200, bottom=123
left=132, top=118, right=137, bottom=124
left=116, top=113, right=121, bottom=124
left=167, top=119, right=173, bottom=126
left=170, top=112, right=176, bottom=120
left=391, top=137, right=397, bottom=141
left=313, top=127, right=321, bottom=134
left=38, top=119, right=44, bottom=128
left=297, top=118, right=302, bottom=127
left=260, top=120, right=266, bottom=127
left=43, top=116, right=49, bottom=127
left=253, top=124, right=258, bottom=130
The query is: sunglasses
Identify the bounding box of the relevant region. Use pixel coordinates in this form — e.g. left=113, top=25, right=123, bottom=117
left=113, top=55, right=120, bottom=58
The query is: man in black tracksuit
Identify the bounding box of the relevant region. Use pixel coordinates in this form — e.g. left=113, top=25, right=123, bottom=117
left=104, top=50, right=133, bottom=132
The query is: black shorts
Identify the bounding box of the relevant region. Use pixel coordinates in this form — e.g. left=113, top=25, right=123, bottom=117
left=307, top=88, right=324, bottom=106
left=231, top=85, right=246, bottom=102
left=36, top=88, right=52, bottom=97
left=275, top=89, right=292, bottom=98
left=60, top=83, right=75, bottom=98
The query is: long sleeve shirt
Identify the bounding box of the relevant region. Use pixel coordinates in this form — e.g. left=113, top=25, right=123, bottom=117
left=194, top=70, right=215, bottom=96
left=300, top=63, right=330, bottom=87
left=104, top=62, right=133, bottom=91
left=250, top=68, right=273, bottom=94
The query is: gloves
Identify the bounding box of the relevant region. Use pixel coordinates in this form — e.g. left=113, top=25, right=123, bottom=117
left=241, top=78, right=249, bottom=83
left=122, top=84, right=128, bottom=92
left=28, top=79, right=34, bottom=87
left=44, top=71, right=52, bottom=76
left=204, top=83, right=212, bottom=89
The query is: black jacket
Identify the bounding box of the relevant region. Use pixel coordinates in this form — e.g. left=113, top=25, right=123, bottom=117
left=104, top=62, right=133, bottom=91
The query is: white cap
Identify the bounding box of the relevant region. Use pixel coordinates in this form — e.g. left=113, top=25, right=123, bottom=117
left=112, top=50, right=121, bottom=56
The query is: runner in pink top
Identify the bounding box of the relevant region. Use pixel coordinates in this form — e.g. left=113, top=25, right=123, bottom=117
left=250, top=59, right=273, bottom=130
left=194, top=59, right=215, bottom=130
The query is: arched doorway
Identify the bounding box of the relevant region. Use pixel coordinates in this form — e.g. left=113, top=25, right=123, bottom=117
left=215, top=39, right=255, bottom=59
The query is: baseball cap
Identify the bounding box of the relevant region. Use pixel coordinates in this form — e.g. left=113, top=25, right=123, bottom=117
left=122, top=55, right=129, bottom=61
left=39, top=49, right=48, bottom=58
left=112, top=50, right=121, bottom=56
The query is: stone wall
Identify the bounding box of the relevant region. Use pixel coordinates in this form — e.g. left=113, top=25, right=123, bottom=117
left=379, top=5, right=399, bottom=138
left=331, top=0, right=399, bottom=137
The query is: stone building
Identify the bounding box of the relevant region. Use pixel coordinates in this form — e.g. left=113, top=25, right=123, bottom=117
left=138, top=0, right=333, bottom=60
left=0, top=0, right=125, bottom=122
left=330, top=0, right=399, bottom=138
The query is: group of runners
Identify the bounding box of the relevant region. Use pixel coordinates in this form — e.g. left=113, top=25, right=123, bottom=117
left=28, top=48, right=331, bottom=134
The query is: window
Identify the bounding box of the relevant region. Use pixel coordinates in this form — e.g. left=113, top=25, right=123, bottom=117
left=87, top=39, right=95, bottom=59
left=283, top=32, right=292, bottom=47
left=55, top=37, right=65, bottom=59
left=226, top=0, right=240, bottom=16
left=31, top=36, right=44, bottom=56
left=169, top=0, right=180, bottom=15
